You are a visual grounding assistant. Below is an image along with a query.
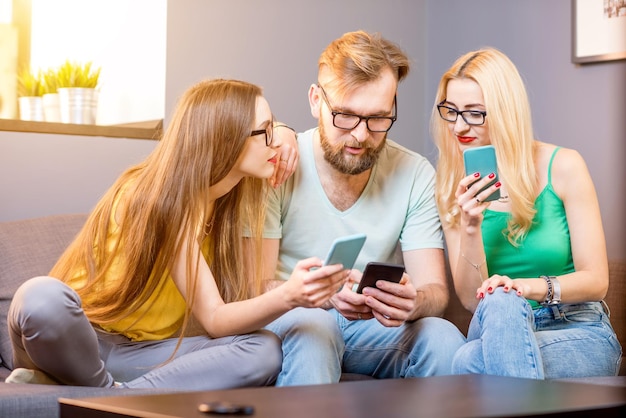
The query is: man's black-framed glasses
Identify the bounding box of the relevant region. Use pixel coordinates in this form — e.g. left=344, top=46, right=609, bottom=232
left=250, top=123, right=274, bottom=147
left=317, top=83, right=397, bottom=133
left=437, top=100, right=487, bottom=126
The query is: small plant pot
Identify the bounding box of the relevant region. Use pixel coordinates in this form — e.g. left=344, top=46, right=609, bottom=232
left=42, top=93, right=61, bottom=122
left=58, top=87, right=98, bottom=124
left=18, top=96, right=44, bottom=121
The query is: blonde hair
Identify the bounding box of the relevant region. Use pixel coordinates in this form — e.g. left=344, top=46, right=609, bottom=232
left=318, top=30, right=410, bottom=95
left=51, top=79, right=267, bottom=332
left=431, top=48, right=537, bottom=243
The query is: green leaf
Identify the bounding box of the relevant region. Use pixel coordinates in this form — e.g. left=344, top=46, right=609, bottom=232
left=17, top=68, right=44, bottom=97
left=55, top=60, right=101, bottom=88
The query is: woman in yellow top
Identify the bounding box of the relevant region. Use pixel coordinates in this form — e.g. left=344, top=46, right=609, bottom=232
left=6, top=79, right=349, bottom=389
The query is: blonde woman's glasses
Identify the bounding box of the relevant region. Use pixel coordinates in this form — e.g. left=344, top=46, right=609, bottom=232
left=437, top=100, right=487, bottom=126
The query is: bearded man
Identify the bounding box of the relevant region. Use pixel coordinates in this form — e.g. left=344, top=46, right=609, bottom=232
left=261, top=30, right=466, bottom=386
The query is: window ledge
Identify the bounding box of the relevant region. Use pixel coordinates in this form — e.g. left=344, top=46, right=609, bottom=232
left=0, top=118, right=162, bottom=140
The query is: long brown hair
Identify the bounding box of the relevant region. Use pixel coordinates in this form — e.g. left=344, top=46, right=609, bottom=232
left=51, top=79, right=267, bottom=330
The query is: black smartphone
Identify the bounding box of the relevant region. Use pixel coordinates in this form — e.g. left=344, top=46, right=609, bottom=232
left=355, top=262, right=405, bottom=294
left=198, top=401, right=254, bottom=415
left=463, top=145, right=500, bottom=202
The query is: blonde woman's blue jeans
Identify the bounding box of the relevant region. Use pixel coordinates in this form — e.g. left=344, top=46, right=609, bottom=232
left=452, top=287, right=622, bottom=378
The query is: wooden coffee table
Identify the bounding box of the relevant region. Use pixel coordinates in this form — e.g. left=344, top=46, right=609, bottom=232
left=59, top=374, right=626, bottom=418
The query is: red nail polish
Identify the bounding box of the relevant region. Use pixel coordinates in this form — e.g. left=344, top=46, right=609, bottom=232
left=495, top=181, right=501, bottom=188
left=488, top=173, right=495, bottom=179
left=474, top=172, right=480, bottom=177
left=487, top=286, right=493, bottom=292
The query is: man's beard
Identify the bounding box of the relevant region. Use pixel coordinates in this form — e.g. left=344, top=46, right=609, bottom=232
left=319, top=123, right=386, bottom=175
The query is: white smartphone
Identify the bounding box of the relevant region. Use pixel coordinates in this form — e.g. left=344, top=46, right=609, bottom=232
left=463, top=145, right=500, bottom=202
left=355, top=262, right=404, bottom=293
left=323, top=234, right=367, bottom=269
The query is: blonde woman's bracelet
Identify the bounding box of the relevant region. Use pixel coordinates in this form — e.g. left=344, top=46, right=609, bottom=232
left=461, top=252, right=486, bottom=282
left=540, top=275, right=561, bottom=305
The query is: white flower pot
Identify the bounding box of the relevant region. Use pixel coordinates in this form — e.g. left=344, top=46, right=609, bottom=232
left=42, top=93, right=61, bottom=122
left=58, top=87, right=98, bottom=124
left=18, top=96, right=44, bottom=121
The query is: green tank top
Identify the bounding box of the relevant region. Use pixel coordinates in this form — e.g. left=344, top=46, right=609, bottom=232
left=481, top=147, right=574, bottom=308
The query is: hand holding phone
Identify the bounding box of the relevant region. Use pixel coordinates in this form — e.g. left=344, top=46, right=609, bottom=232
left=355, top=262, right=405, bottom=294
left=463, top=145, right=500, bottom=202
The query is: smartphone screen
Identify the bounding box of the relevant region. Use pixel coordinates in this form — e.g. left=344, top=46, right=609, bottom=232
left=355, top=262, right=404, bottom=293
left=323, top=234, right=367, bottom=270
left=463, top=145, right=500, bottom=202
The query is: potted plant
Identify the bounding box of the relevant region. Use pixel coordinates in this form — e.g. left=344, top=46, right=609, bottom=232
left=56, top=60, right=102, bottom=124
left=41, top=68, right=61, bottom=122
left=16, top=68, right=44, bottom=121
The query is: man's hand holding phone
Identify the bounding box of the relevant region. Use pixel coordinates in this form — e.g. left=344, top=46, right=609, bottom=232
left=357, top=268, right=417, bottom=326
left=332, top=263, right=416, bottom=326
left=354, top=262, right=404, bottom=293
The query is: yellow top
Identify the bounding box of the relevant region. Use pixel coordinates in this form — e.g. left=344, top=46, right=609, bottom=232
left=67, top=196, right=205, bottom=341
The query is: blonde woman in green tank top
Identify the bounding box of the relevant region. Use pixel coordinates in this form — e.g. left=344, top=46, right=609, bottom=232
left=431, top=48, right=621, bottom=378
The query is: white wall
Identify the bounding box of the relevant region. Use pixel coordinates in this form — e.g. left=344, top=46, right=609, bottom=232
left=29, top=0, right=166, bottom=125
left=165, top=0, right=428, bottom=154
left=0, top=1, right=164, bottom=221
left=0, top=131, right=156, bottom=220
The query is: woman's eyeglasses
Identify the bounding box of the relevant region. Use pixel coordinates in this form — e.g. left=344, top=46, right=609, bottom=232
left=437, top=100, right=487, bottom=126
left=250, top=124, right=274, bottom=147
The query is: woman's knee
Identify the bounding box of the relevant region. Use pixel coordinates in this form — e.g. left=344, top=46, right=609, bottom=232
left=237, top=330, right=282, bottom=385
left=479, top=287, right=529, bottom=315
left=269, top=307, right=340, bottom=341
left=10, top=276, right=79, bottom=326
left=452, top=340, right=483, bottom=374
left=413, top=317, right=466, bottom=345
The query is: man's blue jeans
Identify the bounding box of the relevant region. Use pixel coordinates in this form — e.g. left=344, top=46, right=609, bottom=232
left=265, top=307, right=466, bottom=386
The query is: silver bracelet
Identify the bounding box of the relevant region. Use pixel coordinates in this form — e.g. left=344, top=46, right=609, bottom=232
left=540, top=275, right=560, bottom=305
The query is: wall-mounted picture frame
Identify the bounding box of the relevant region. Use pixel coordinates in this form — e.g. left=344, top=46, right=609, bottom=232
left=572, top=0, right=626, bottom=64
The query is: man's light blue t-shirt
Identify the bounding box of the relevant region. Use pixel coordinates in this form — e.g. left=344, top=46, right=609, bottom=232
left=264, top=128, right=443, bottom=281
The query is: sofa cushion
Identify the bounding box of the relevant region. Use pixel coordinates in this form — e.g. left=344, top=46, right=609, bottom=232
left=0, top=214, right=87, bottom=370
left=0, top=382, right=180, bottom=418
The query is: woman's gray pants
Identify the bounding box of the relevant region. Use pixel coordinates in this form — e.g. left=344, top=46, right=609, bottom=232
left=8, top=276, right=282, bottom=389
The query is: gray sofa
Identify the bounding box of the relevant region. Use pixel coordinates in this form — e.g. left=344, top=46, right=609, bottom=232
left=0, top=214, right=181, bottom=417
left=0, top=214, right=624, bottom=416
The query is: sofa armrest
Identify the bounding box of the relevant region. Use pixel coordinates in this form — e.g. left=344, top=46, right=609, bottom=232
left=0, top=214, right=87, bottom=369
